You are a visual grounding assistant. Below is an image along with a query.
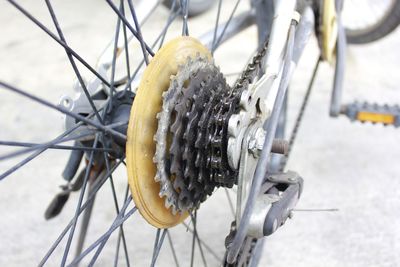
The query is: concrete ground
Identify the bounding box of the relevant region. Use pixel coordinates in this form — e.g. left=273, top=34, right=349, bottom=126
left=0, top=1, right=399, bottom=266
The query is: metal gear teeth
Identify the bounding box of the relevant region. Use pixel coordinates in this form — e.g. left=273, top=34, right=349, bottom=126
left=170, top=67, right=212, bottom=209
left=195, top=82, right=224, bottom=177
left=154, top=55, right=212, bottom=213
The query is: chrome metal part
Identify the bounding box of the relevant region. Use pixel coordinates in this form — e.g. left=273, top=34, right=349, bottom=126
left=227, top=5, right=315, bottom=259
left=248, top=127, right=266, bottom=158
left=292, top=6, right=315, bottom=64
left=263, top=177, right=303, bottom=236
left=227, top=73, right=275, bottom=169
left=247, top=194, right=278, bottom=238
left=236, top=124, right=303, bottom=239
left=227, top=5, right=315, bottom=172
left=227, top=13, right=298, bottom=263
left=271, top=139, right=289, bottom=155
left=236, top=122, right=261, bottom=223
left=60, top=77, right=106, bottom=142
left=248, top=171, right=303, bottom=238
left=267, top=171, right=301, bottom=185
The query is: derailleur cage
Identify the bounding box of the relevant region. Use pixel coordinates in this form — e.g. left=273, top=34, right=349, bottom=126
left=257, top=172, right=303, bottom=237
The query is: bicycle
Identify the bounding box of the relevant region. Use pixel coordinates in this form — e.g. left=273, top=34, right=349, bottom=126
left=0, top=0, right=399, bottom=266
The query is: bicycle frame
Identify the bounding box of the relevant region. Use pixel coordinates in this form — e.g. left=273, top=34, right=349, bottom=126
left=226, top=1, right=317, bottom=263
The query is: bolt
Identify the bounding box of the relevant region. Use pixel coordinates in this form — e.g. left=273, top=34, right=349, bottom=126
left=271, top=139, right=289, bottom=155
left=248, top=138, right=257, bottom=155
left=254, top=128, right=266, bottom=150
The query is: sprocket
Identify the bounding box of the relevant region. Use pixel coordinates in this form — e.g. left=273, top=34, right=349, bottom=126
left=154, top=56, right=213, bottom=213
left=156, top=55, right=242, bottom=213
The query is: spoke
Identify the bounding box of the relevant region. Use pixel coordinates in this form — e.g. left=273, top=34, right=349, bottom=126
left=150, top=229, right=167, bottom=267
left=74, top=176, right=98, bottom=259
left=39, top=159, right=124, bottom=266
left=113, top=185, right=131, bottom=267
left=101, top=140, right=131, bottom=267
left=211, top=0, right=223, bottom=54
left=122, top=7, right=181, bottom=92
left=282, top=57, right=321, bottom=168
left=212, top=0, right=242, bottom=52
left=193, top=212, right=208, bottom=267
left=0, top=121, right=89, bottom=180
left=67, top=196, right=136, bottom=266
left=0, top=132, right=95, bottom=161
left=105, top=0, right=155, bottom=57
left=0, top=105, right=109, bottom=164
left=6, top=0, right=110, bottom=87
left=227, top=22, right=297, bottom=263
left=105, top=121, right=129, bottom=129
left=87, top=181, right=129, bottom=266
left=61, top=135, right=100, bottom=266
left=121, top=0, right=132, bottom=92
left=190, top=213, right=196, bottom=267
left=166, top=230, right=180, bottom=267
left=0, top=139, right=114, bottom=156
left=181, top=0, right=189, bottom=36
left=159, top=0, right=179, bottom=49
left=182, top=222, right=222, bottom=262
left=0, top=81, right=126, bottom=141
left=45, top=0, right=105, bottom=124
left=189, top=211, right=208, bottom=267
left=108, top=0, right=124, bottom=109
left=150, top=229, right=161, bottom=265
left=127, top=0, right=149, bottom=64
left=224, top=188, right=235, bottom=218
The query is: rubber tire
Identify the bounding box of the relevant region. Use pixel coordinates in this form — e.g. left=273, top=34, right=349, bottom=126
left=345, top=0, right=400, bottom=44
left=163, top=0, right=215, bottom=17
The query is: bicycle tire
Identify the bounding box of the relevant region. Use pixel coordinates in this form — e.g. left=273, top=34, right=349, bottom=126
left=345, top=0, right=400, bottom=44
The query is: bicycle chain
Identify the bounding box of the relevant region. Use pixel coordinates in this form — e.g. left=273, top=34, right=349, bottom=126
left=279, top=58, right=320, bottom=172
left=206, top=40, right=269, bottom=187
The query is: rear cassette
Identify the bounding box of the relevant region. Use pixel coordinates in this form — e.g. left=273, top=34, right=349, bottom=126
left=156, top=56, right=242, bottom=213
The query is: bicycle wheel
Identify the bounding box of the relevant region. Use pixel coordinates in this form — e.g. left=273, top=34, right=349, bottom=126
left=343, top=0, right=400, bottom=44
left=0, top=0, right=284, bottom=266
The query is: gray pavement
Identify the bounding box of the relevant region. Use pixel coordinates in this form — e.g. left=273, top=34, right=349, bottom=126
left=0, top=1, right=399, bottom=266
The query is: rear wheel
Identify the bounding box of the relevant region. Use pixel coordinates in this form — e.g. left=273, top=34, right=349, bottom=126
left=0, top=0, right=276, bottom=266
left=343, top=0, right=400, bottom=44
